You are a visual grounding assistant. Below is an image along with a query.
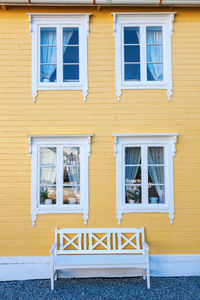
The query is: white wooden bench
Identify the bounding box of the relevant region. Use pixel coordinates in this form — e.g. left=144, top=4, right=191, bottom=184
left=50, top=227, right=150, bottom=290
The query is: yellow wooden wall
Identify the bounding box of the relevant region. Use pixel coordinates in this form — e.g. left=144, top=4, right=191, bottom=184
left=0, top=6, right=199, bottom=256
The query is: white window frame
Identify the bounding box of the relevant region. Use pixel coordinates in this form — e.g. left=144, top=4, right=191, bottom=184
left=28, top=13, right=91, bottom=102
left=29, top=135, right=92, bottom=226
left=112, top=13, right=176, bottom=101
left=113, top=133, right=178, bottom=225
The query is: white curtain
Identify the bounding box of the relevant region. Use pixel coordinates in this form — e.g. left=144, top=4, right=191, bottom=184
left=125, top=147, right=141, bottom=184
left=148, top=147, right=164, bottom=203
left=41, top=167, right=56, bottom=185
left=41, top=29, right=56, bottom=81
left=146, top=28, right=163, bottom=81
left=63, top=29, right=74, bottom=45
left=40, top=148, right=56, bottom=185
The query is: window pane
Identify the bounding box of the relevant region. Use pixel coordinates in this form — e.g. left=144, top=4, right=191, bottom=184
left=63, top=65, right=79, bottom=81
left=124, top=27, right=140, bottom=44
left=125, top=166, right=141, bottom=184
left=40, top=147, right=56, bottom=165
left=148, top=185, right=165, bottom=204
left=63, top=147, right=80, bottom=165
left=40, top=46, right=57, bottom=64
left=63, top=186, right=80, bottom=205
left=124, top=46, right=140, bottom=62
left=40, top=167, right=56, bottom=185
left=147, top=45, right=162, bottom=63
left=125, top=64, right=140, bottom=81
left=147, top=64, right=163, bottom=81
left=148, top=147, right=164, bottom=164
left=40, top=28, right=56, bottom=45
left=125, top=185, right=141, bottom=204
left=40, top=186, right=56, bottom=205
left=63, top=28, right=79, bottom=45
left=63, top=166, right=80, bottom=185
left=148, top=166, right=164, bottom=184
left=125, top=147, right=141, bottom=165
left=63, top=46, right=79, bottom=63
left=146, top=26, right=162, bottom=44
left=40, top=65, right=56, bottom=82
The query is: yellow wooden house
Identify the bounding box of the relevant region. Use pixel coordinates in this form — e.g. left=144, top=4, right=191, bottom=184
left=0, top=0, right=199, bottom=281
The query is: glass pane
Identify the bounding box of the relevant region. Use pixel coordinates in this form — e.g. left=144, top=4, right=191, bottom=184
left=40, top=46, right=57, bottom=64
left=124, top=46, right=140, bottom=62
left=63, top=46, right=79, bottom=63
left=40, top=28, right=56, bottom=45
left=63, top=166, right=80, bottom=185
left=147, top=64, right=163, bottom=81
left=63, top=28, right=79, bottom=45
left=125, top=185, right=141, bottom=204
left=148, top=147, right=164, bottom=164
left=40, top=167, right=56, bottom=185
left=148, top=185, right=165, bottom=204
left=125, top=64, right=140, bottom=81
left=63, top=186, right=80, bottom=205
left=125, top=166, right=141, bottom=184
left=125, top=147, right=141, bottom=165
left=40, top=65, right=56, bottom=82
left=40, top=186, right=56, bottom=205
left=124, top=27, right=140, bottom=44
left=146, top=26, right=162, bottom=44
left=40, top=147, right=56, bottom=165
left=148, top=166, right=164, bottom=184
left=147, top=45, right=162, bottom=63
left=63, top=65, right=79, bottom=81
left=63, top=147, right=80, bottom=165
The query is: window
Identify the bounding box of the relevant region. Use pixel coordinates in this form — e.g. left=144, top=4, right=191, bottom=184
left=113, top=134, right=178, bottom=224
left=113, top=13, right=175, bottom=101
left=29, top=14, right=91, bottom=102
left=29, top=135, right=92, bottom=226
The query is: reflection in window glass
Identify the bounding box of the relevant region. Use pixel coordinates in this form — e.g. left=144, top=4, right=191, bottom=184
left=124, top=27, right=140, bottom=82
left=40, top=28, right=57, bottom=83
left=146, top=26, right=163, bottom=81
left=63, top=147, right=80, bottom=205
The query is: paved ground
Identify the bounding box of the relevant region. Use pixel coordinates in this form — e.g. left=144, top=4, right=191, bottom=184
left=0, top=277, right=199, bottom=300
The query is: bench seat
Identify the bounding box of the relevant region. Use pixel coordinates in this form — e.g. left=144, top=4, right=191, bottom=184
left=54, top=254, right=147, bottom=269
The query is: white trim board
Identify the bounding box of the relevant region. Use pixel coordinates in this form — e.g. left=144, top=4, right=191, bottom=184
left=0, top=255, right=199, bottom=281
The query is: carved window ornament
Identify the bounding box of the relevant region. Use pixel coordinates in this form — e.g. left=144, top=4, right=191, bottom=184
left=28, top=13, right=91, bottom=102
left=29, top=135, right=93, bottom=226
left=112, top=12, right=176, bottom=101
left=113, top=133, right=178, bottom=225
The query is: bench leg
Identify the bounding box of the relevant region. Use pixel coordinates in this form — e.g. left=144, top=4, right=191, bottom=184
left=50, top=267, right=54, bottom=290
left=55, top=271, right=58, bottom=281
left=146, top=266, right=150, bottom=289
left=51, top=274, right=54, bottom=290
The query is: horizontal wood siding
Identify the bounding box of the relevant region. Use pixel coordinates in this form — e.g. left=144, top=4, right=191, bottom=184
left=0, top=6, right=199, bottom=256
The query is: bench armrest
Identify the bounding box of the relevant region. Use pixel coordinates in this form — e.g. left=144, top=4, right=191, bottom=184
left=50, top=242, right=57, bottom=254
left=143, top=242, right=150, bottom=252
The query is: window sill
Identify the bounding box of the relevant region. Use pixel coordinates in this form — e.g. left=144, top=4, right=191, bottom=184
left=118, top=82, right=172, bottom=101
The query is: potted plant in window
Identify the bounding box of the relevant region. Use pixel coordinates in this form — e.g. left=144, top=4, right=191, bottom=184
left=41, top=190, right=52, bottom=205
left=126, top=187, right=141, bottom=204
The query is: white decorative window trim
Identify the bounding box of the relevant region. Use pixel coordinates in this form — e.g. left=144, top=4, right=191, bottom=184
left=113, top=133, right=178, bottom=225
left=28, top=13, right=91, bottom=102
left=29, top=135, right=93, bottom=226
left=112, top=12, right=176, bottom=101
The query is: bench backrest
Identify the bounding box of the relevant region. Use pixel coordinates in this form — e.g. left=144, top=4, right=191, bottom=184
left=55, top=227, right=145, bottom=255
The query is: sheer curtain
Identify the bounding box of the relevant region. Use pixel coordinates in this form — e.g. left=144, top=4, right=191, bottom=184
left=125, top=147, right=141, bottom=183
left=41, top=29, right=56, bottom=81
left=148, top=147, right=164, bottom=203
left=40, top=148, right=56, bottom=185
left=146, top=27, right=163, bottom=81
left=63, top=29, right=74, bottom=45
